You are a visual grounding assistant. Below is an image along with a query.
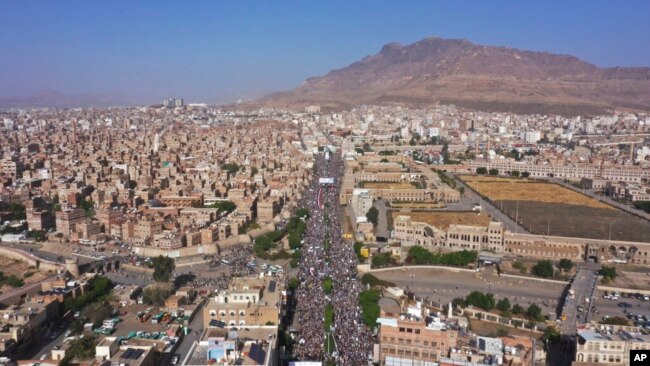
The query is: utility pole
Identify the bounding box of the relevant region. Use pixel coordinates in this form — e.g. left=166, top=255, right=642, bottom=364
left=515, top=201, right=519, bottom=234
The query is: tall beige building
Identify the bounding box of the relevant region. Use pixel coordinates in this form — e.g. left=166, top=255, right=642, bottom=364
left=574, top=329, right=650, bottom=365
left=55, top=208, right=86, bottom=236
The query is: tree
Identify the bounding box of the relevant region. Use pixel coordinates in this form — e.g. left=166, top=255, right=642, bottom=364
left=380, top=158, right=389, bottom=163
left=511, top=170, right=520, bottom=178
left=322, top=277, right=333, bottom=295
left=209, top=200, right=237, bottom=214
left=600, top=266, right=617, bottom=281
left=407, top=246, right=477, bottom=267
left=476, top=167, right=488, bottom=175
left=359, top=289, right=381, bottom=327
left=220, top=163, right=240, bottom=176
left=526, top=304, right=544, bottom=321
left=488, top=168, right=499, bottom=176
left=354, top=242, right=365, bottom=262
left=496, top=298, right=511, bottom=313
left=366, top=206, right=379, bottom=226
left=542, top=327, right=561, bottom=350
left=512, top=304, right=524, bottom=315
left=633, top=201, right=650, bottom=213
left=296, top=208, right=310, bottom=218
left=465, top=291, right=495, bottom=311
left=152, top=256, right=175, bottom=282
left=558, top=259, right=574, bottom=272
left=371, top=253, right=392, bottom=268
left=250, top=167, right=258, bottom=176
left=532, top=260, right=554, bottom=278
left=288, top=277, right=300, bottom=291
left=521, top=171, right=531, bottom=178
left=142, top=287, right=171, bottom=306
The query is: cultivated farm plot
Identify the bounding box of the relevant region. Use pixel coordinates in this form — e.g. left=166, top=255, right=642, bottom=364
left=392, top=210, right=490, bottom=231
left=362, top=182, right=418, bottom=189
left=460, top=176, right=650, bottom=242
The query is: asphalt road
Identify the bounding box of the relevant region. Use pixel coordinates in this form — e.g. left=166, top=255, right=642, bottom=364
left=175, top=304, right=205, bottom=365
left=374, top=199, right=389, bottom=239
left=373, top=267, right=563, bottom=316
left=32, top=321, right=70, bottom=361
left=560, top=267, right=598, bottom=334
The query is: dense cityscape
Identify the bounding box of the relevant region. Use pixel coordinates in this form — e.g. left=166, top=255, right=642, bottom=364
left=2, top=2, right=650, bottom=366
left=0, top=100, right=649, bottom=366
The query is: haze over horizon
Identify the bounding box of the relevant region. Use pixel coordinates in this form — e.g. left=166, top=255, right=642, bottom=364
left=1, top=0, right=649, bottom=105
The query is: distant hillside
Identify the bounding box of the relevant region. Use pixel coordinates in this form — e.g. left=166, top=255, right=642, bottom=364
left=262, top=37, right=650, bottom=115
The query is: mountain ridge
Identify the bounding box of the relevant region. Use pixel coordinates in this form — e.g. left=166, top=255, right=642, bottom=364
left=261, top=37, right=650, bottom=115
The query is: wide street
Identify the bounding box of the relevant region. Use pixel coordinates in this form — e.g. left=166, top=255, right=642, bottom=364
left=171, top=305, right=205, bottom=365
left=373, top=266, right=564, bottom=316
left=560, top=266, right=599, bottom=334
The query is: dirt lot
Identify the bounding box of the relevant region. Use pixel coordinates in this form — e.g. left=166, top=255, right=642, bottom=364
left=461, top=176, right=611, bottom=209
left=391, top=210, right=490, bottom=230
left=499, top=200, right=650, bottom=242
left=362, top=182, right=418, bottom=189
left=468, top=318, right=543, bottom=341
left=0, top=255, right=50, bottom=292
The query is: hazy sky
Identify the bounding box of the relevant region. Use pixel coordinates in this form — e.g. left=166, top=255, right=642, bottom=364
left=1, top=0, right=649, bottom=103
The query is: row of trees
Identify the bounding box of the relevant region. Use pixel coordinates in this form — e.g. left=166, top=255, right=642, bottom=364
left=407, top=246, right=477, bottom=267
left=371, top=252, right=394, bottom=268
left=530, top=259, right=574, bottom=278
left=475, top=167, right=531, bottom=178
left=454, top=291, right=545, bottom=322
left=254, top=209, right=309, bottom=261
left=359, top=289, right=381, bottom=327
left=63, top=276, right=113, bottom=313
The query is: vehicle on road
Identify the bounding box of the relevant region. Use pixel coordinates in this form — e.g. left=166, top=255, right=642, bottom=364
left=618, top=302, right=632, bottom=308
left=172, top=355, right=179, bottom=364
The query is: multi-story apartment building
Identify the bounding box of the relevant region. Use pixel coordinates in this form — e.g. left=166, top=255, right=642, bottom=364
left=257, top=199, right=280, bottom=223
left=349, top=189, right=374, bottom=218
left=134, top=218, right=163, bottom=240
left=55, top=208, right=86, bottom=236
left=379, top=319, right=458, bottom=365
left=203, top=277, right=282, bottom=328
left=575, top=329, right=650, bottom=365
left=26, top=208, right=54, bottom=231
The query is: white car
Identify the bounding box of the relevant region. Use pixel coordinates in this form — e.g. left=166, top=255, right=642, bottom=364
left=171, top=355, right=179, bottom=364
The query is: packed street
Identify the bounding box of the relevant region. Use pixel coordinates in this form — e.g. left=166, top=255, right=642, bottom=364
left=292, top=149, right=373, bottom=365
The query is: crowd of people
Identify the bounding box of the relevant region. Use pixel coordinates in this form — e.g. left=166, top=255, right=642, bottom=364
left=292, top=149, right=373, bottom=365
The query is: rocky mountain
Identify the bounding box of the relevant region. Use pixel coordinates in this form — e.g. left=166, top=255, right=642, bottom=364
left=263, top=37, right=650, bottom=115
